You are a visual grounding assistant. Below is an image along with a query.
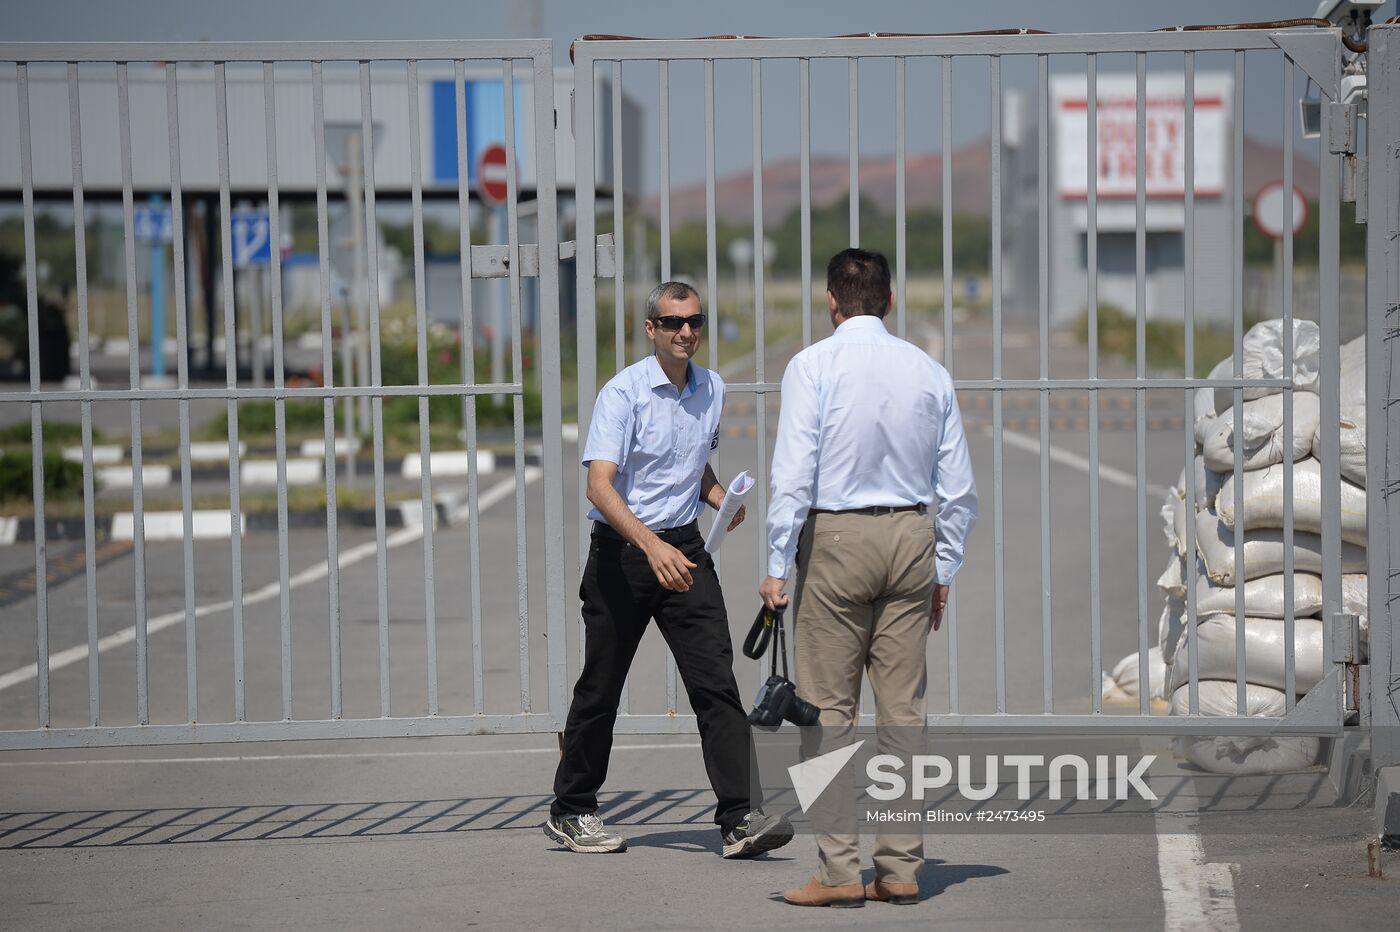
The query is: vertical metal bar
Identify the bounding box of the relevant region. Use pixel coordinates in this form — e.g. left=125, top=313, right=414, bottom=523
left=534, top=45, right=569, bottom=728
left=455, top=60, right=485, bottom=714
left=895, top=57, right=907, bottom=339
left=214, top=62, right=246, bottom=720
left=1037, top=54, right=1053, bottom=714
left=1134, top=53, right=1150, bottom=716
left=705, top=58, right=718, bottom=367
left=752, top=57, right=769, bottom=699
left=659, top=58, right=678, bottom=712
left=990, top=56, right=1005, bottom=714
left=612, top=62, right=625, bottom=372
left=503, top=60, right=531, bottom=713
left=66, top=63, right=98, bottom=726
left=848, top=57, right=859, bottom=246
left=166, top=64, right=197, bottom=724
left=575, top=59, right=598, bottom=675
left=407, top=59, right=439, bottom=716
left=1317, top=48, right=1341, bottom=667
left=312, top=60, right=343, bottom=720
left=263, top=61, right=293, bottom=721
left=17, top=63, right=49, bottom=730
left=799, top=58, right=812, bottom=348
left=1281, top=57, right=1297, bottom=706
left=359, top=60, right=391, bottom=718
left=117, top=62, right=150, bottom=725
left=1365, top=23, right=1400, bottom=781
left=1087, top=54, right=1102, bottom=714
left=1183, top=53, right=1200, bottom=714
left=1231, top=51, right=1247, bottom=714
left=658, top=60, right=671, bottom=281
left=941, top=55, right=957, bottom=713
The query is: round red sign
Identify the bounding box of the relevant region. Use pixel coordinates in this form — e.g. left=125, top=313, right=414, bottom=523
left=476, top=143, right=511, bottom=207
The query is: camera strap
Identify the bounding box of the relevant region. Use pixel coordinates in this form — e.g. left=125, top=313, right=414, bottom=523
left=770, top=607, right=789, bottom=680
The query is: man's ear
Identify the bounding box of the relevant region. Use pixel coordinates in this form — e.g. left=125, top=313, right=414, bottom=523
left=827, top=290, right=838, bottom=314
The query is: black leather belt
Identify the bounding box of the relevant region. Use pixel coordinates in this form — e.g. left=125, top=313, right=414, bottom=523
left=592, top=520, right=698, bottom=543
left=809, top=503, right=928, bottom=517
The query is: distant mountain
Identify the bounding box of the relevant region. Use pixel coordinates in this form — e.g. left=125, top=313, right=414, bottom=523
left=639, top=136, right=1320, bottom=226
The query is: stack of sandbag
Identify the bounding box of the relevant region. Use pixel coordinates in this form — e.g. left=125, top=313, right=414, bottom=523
left=1150, top=322, right=1368, bottom=773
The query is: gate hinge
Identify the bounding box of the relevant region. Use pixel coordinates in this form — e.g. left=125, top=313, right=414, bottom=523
left=1327, top=101, right=1357, bottom=155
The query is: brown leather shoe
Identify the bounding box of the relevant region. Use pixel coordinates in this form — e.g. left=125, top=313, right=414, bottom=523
left=782, top=877, right=865, bottom=908
left=865, top=879, right=919, bottom=905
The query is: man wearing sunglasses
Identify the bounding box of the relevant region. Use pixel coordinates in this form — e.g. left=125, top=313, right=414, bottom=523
left=545, top=281, right=793, bottom=860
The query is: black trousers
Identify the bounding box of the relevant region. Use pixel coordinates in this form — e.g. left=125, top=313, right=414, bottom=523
left=551, top=522, right=758, bottom=835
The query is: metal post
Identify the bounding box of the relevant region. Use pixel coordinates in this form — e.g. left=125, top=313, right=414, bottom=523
left=347, top=133, right=370, bottom=436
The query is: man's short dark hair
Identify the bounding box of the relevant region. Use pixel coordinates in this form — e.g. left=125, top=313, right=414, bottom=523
left=646, top=281, right=701, bottom=319
left=826, top=248, right=891, bottom=318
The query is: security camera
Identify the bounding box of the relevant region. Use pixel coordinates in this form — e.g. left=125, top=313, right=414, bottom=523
left=1313, top=1, right=1383, bottom=27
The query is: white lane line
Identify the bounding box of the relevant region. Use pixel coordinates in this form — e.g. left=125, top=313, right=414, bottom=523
left=0, top=468, right=541, bottom=694
left=1001, top=429, right=1169, bottom=497
left=0, top=741, right=702, bottom=767
left=1154, top=809, right=1240, bottom=931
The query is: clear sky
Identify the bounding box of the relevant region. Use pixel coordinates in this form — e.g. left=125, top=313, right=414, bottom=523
left=1, top=1, right=1387, bottom=192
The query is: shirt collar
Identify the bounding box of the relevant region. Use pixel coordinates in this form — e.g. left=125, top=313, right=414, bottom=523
left=646, top=353, right=697, bottom=397
left=834, top=314, right=890, bottom=337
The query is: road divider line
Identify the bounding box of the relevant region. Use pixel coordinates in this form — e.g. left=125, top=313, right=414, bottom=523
left=1155, top=808, right=1240, bottom=931
left=1001, top=429, right=1169, bottom=497
left=0, top=468, right=540, bottom=695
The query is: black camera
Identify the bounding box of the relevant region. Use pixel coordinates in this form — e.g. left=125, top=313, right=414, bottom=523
left=748, top=673, right=821, bottom=727
left=743, top=605, right=821, bottom=727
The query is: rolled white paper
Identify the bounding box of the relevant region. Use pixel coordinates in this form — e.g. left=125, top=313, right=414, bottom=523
left=703, top=470, right=754, bottom=554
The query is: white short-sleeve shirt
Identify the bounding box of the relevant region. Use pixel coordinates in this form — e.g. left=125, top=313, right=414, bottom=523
left=582, top=354, right=725, bottom=530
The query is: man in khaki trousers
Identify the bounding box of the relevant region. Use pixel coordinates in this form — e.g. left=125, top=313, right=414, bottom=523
left=761, top=248, right=978, bottom=908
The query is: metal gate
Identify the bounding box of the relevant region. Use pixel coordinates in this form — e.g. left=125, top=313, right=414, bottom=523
left=0, top=40, right=569, bottom=748
left=571, top=26, right=1378, bottom=739
left=0, top=26, right=1395, bottom=757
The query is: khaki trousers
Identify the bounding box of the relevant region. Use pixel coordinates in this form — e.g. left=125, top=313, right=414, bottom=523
left=791, top=509, right=934, bottom=886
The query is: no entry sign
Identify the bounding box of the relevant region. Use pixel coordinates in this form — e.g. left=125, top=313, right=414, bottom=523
left=476, top=143, right=512, bottom=207
left=1252, top=181, right=1308, bottom=240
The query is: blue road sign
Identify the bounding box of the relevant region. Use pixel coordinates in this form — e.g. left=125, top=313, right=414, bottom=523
left=133, top=206, right=173, bottom=243
left=231, top=210, right=272, bottom=268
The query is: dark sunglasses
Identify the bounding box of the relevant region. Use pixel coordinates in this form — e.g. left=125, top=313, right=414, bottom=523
left=649, top=313, right=706, bottom=332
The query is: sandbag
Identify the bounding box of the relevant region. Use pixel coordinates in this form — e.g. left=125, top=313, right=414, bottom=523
left=1164, top=616, right=1325, bottom=696
left=1194, top=359, right=1232, bottom=446
left=1211, top=319, right=1320, bottom=413
left=1158, top=595, right=1187, bottom=665
left=1201, top=393, right=1319, bottom=472
left=1161, top=486, right=1183, bottom=551
left=1157, top=554, right=1186, bottom=599
left=1313, top=405, right=1366, bottom=488
left=1194, top=510, right=1368, bottom=586
left=1195, top=572, right=1323, bottom=620
left=1193, top=454, right=1226, bottom=512
left=1103, top=647, right=1167, bottom=702
left=1169, top=683, right=1319, bottom=774
left=1215, top=457, right=1367, bottom=547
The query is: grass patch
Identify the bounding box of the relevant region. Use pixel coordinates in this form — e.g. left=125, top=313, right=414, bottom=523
left=1075, top=305, right=1246, bottom=378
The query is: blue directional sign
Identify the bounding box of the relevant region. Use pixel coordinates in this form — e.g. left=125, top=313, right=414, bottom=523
left=133, top=206, right=173, bottom=243
left=231, top=210, right=272, bottom=268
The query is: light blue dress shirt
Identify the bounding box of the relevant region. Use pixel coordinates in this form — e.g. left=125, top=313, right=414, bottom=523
left=766, top=314, right=978, bottom=582
left=583, top=354, right=724, bottom=530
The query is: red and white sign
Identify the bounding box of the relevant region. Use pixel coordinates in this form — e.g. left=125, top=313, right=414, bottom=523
left=1053, top=74, right=1230, bottom=200
left=476, top=143, right=513, bottom=207
left=1252, top=181, right=1308, bottom=240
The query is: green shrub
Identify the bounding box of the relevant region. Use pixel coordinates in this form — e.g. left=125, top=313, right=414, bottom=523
left=0, top=450, right=86, bottom=503
left=0, top=419, right=91, bottom=446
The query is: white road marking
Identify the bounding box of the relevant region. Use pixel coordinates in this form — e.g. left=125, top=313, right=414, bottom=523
left=0, top=740, right=701, bottom=767
left=0, top=469, right=541, bottom=694
left=1155, top=809, right=1240, bottom=931
left=1001, top=429, right=1169, bottom=497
